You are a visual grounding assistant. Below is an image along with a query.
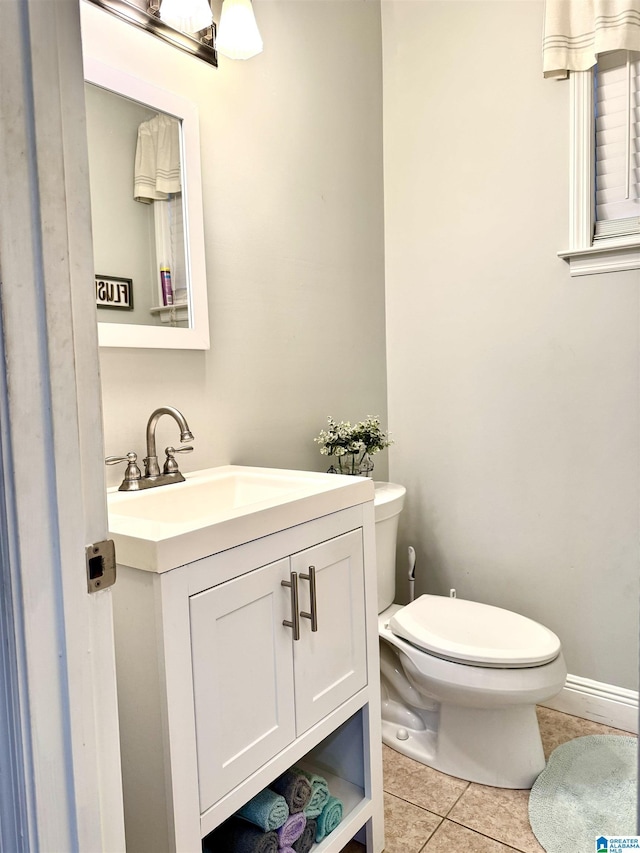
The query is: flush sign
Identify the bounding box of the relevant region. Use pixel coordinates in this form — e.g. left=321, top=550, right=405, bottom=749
left=85, top=539, right=117, bottom=593
left=96, top=275, right=133, bottom=310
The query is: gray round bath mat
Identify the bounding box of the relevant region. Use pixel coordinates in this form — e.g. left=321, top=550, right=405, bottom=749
left=528, top=735, right=637, bottom=853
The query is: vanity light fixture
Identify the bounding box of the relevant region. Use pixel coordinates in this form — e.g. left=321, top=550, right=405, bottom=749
left=216, top=0, right=263, bottom=60
left=87, top=0, right=217, bottom=66
left=157, top=0, right=212, bottom=34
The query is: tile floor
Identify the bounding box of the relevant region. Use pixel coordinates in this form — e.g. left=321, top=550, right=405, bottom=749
left=340, top=706, right=635, bottom=853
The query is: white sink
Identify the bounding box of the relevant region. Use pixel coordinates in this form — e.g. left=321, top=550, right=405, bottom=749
left=107, top=465, right=373, bottom=572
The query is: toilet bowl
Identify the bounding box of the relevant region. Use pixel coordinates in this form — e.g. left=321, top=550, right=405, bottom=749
left=374, top=482, right=566, bottom=789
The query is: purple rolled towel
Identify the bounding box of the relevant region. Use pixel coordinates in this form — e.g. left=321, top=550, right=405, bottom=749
left=277, top=812, right=306, bottom=847
left=291, top=819, right=317, bottom=853
left=270, top=768, right=312, bottom=814
left=202, top=817, right=278, bottom=853
left=279, top=849, right=295, bottom=853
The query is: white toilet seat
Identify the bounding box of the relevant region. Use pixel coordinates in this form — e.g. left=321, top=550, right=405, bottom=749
left=379, top=606, right=567, bottom=710
left=388, top=595, right=562, bottom=668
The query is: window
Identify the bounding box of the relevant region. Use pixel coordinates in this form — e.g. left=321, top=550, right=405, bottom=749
left=560, top=50, right=640, bottom=275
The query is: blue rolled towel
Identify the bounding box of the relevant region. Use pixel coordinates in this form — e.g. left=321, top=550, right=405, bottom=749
left=294, top=767, right=329, bottom=819
left=202, top=817, right=278, bottom=853
left=292, top=819, right=316, bottom=853
left=315, top=795, right=343, bottom=842
left=236, top=788, right=289, bottom=832
left=270, top=768, right=312, bottom=814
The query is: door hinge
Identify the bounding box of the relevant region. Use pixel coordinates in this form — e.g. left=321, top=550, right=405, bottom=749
left=86, top=539, right=117, bottom=593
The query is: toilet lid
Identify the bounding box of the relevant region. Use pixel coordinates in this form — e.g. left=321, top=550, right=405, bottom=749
left=389, top=595, right=561, bottom=668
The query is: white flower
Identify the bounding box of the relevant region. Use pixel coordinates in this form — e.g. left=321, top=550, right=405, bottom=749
left=314, top=416, right=392, bottom=457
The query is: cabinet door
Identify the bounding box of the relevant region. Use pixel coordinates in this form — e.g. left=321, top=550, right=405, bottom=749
left=291, top=530, right=367, bottom=735
left=189, top=558, right=296, bottom=813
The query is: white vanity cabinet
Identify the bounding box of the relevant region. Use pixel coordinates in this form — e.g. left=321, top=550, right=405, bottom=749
left=112, top=499, right=383, bottom=853
left=191, top=530, right=367, bottom=811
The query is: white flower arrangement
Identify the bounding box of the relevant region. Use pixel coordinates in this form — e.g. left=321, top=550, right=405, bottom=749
left=314, top=416, right=392, bottom=475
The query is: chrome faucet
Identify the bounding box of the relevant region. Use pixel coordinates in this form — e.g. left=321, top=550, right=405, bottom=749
left=105, top=405, right=194, bottom=491
left=144, top=405, right=194, bottom=478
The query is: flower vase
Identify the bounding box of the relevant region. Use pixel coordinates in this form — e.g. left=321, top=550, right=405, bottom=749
left=329, top=450, right=374, bottom=477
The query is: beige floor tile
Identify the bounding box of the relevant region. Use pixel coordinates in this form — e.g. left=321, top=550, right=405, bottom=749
left=424, top=819, right=526, bottom=852
left=382, top=792, right=441, bottom=853
left=537, top=706, right=636, bottom=758
left=382, top=745, right=469, bottom=815
left=377, top=708, right=636, bottom=852
left=448, top=783, right=545, bottom=853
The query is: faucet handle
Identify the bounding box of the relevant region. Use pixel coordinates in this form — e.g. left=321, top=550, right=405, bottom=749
left=105, top=451, right=142, bottom=489
left=163, top=445, right=193, bottom=475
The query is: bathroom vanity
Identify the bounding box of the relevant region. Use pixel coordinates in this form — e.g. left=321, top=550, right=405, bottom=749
left=107, top=466, right=384, bottom=852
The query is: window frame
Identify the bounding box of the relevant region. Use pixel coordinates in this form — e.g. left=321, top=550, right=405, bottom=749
left=559, top=68, right=640, bottom=276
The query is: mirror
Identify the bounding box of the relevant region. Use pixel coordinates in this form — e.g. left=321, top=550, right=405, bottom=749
left=84, top=58, right=210, bottom=349
left=86, top=84, right=190, bottom=329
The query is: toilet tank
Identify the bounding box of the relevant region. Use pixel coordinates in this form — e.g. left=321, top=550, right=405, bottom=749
left=373, top=482, right=406, bottom=614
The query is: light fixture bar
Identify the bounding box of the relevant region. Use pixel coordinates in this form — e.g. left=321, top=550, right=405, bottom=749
left=87, top=0, right=217, bottom=67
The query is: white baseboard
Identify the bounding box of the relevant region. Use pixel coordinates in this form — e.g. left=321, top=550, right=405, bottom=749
left=540, top=674, right=638, bottom=735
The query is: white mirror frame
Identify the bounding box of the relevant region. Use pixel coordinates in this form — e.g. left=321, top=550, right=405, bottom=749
left=84, top=57, right=210, bottom=349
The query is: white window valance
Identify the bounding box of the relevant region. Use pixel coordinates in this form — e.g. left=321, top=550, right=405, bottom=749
left=543, top=0, right=640, bottom=78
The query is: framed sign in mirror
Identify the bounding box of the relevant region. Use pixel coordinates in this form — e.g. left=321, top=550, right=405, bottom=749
left=96, top=275, right=134, bottom=310
left=84, top=57, right=210, bottom=349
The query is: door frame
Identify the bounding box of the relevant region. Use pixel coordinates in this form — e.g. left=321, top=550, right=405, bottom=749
left=0, top=0, right=125, bottom=849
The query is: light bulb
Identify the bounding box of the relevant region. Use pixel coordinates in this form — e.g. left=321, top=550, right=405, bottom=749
left=216, top=0, right=263, bottom=60
left=159, top=0, right=212, bottom=34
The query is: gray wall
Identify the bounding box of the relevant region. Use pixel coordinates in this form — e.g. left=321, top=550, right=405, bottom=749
left=382, top=0, right=639, bottom=689
left=83, top=1, right=389, bottom=485
left=86, top=0, right=639, bottom=693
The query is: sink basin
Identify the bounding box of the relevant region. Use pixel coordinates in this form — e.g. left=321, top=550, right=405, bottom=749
left=109, top=468, right=331, bottom=525
left=107, top=465, right=374, bottom=572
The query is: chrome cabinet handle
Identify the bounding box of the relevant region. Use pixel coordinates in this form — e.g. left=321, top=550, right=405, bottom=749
left=300, top=565, right=318, bottom=632
left=282, top=571, right=300, bottom=641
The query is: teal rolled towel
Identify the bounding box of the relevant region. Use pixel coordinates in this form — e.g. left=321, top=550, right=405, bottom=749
left=315, top=795, right=343, bottom=842
left=295, top=768, right=329, bottom=819
left=236, top=788, right=289, bottom=832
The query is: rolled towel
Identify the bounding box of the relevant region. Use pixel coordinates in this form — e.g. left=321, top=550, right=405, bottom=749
left=236, top=788, right=289, bottom=832
left=279, top=848, right=295, bottom=853
left=270, top=768, right=312, bottom=814
left=202, top=817, right=278, bottom=853
left=315, top=795, right=343, bottom=842
left=277, top=812, right=306, bottom=848
left=294, top=768, right=329, bottom=818
left=291, top=819, right=317, bottom=853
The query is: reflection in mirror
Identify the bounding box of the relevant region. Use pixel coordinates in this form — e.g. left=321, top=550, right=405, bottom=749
left=86, top=83, right=189, bottom=328
left=83, top=57, right=209, bottom=349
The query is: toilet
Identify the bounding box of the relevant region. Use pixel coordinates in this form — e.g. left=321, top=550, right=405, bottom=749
left=374, top=482, right=566, bottom=789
